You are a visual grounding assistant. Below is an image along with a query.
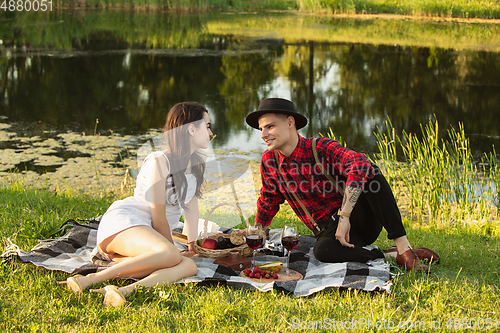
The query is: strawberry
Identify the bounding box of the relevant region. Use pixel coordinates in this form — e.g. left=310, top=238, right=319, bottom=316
left=255, top=273, right=261, bottom=279
left=266, top=274, right=271, bottom=279
left=272, top=272, right=278, bottom=279
left=253, top=267, right=260, bottom=273
left=249, top=272, right=254, bottom=278
left=243, top=269, right=251, bottom=275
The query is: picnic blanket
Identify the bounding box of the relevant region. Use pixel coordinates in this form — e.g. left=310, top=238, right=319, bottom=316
left=3, top=218, right=392, bottom=296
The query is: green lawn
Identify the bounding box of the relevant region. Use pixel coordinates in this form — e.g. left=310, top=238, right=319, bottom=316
left=49, top=0, right=500, bottom=19
left=1, top=180, right=499, bottom=332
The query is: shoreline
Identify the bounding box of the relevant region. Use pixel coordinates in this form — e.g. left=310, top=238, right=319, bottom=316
left=42, top=7, right=500, bottom=24
left=46, top=0, right=500, bottom=21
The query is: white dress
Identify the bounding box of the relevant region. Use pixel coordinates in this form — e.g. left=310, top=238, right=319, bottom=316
left=96, top=151, right=197, bottom=246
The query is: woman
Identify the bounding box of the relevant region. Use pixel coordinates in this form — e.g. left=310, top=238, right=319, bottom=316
left=59, top=102, right=213, bottom=306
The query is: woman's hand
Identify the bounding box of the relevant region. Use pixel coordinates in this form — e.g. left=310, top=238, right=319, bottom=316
left=335, top=216, right=354, bottom=248
left=181, top=250, right=196, bottom=257
left=181, top=241, right=197, bottom=257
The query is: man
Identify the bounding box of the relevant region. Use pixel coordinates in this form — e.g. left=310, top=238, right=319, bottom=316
left=246, top=98, right=439, bottom=271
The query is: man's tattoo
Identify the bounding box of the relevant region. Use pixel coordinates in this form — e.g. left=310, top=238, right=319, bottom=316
left=348, top=186, right=362, bottom=204
left=340, top=193, right=347, bottom=211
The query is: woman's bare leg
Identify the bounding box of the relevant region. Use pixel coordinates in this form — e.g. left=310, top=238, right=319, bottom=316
left=119, top=256, right=198, bottom=297
left=75, top=226, right=185, bottom=290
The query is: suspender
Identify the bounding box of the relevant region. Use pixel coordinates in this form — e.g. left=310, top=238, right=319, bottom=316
left=312, top=138, right=345, bottom=196
left=273, top=138, right=345, bottom=232
left=274, top=150, right=321, bottom=233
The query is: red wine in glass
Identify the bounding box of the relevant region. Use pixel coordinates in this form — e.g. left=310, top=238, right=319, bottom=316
left=281, top=236, right=299, bottom=252
left=246, top=225, right=264, bottom=267
left=281, top=226, right=298, bottom=275
left=246, top=234, right=263, bottom=250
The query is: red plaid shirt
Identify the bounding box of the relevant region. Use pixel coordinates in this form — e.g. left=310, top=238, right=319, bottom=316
left=255, top=135, right=375, bottom=231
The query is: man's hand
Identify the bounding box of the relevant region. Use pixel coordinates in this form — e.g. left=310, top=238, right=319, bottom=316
left=335, top=217, right=354, bottom=248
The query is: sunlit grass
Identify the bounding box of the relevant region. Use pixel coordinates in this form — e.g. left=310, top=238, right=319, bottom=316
left=1, top=119, right=500, bottom=331
left=206, top=14, right=500, bottom=52
left=372, top=117, right=500, bottom=236
left=298, top=0, right=500, bottom=19
left=1, top=179, right=499, bottom=332
left=52, top=0, right=296, bottom=10
left=5, top=11, right=500, bottom=51
left=48, top=0, right=500, bottom=19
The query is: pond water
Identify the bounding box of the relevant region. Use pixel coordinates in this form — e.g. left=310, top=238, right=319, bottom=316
left=1, top=10, right=500, bottom=181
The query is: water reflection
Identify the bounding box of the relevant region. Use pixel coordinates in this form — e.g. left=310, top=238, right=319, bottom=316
left=1, top=11, right=500, bottom=159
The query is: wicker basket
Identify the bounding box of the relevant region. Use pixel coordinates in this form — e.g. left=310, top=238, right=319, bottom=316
left=195, top=203, right=252, bottom=259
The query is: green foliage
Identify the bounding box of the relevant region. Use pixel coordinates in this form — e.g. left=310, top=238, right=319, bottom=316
left=3, top=11, right=500, bottom=52
left=48, top=0, right=296, bottom=10
left=373, top=117, right=500, bottom=235
left=207, top=14, right=500, bottom=52
left=1, top=11, right=211, bottom=50
left=1, top=181, right=499, bottom=331
left=0, top=179, right=113, bottom=248
left=4, top=0, right=499, bottom=17
left=0, top=183, right=500, bottom=332
left=321, top=127, right=346, bottom=147
left=298, top=0, right=500, bottom=19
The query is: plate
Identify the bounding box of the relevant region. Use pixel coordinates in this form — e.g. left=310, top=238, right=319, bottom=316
left=239, top=269, right=303, bottom=282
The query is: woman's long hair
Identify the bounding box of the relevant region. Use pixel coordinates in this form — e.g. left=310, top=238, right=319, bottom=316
left=163, top=102, right=207, bottom=210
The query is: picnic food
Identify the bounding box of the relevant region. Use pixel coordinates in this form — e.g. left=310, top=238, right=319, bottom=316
left=217, top=236, right=234, bottom=249
left=229, top=230, right=245, bottom=246
left=213, top=249, right=252, bottom=270
left=282, top=236, right=299, bottom=251
left=257, top=261, right=283, bottom=272
left=246, top=234, right=263, bottom=250
left=194, top=203, right=252, bottom=258
left=201, top=238, right=218, bottom=249
left=242, top=266, right=279, bottom=279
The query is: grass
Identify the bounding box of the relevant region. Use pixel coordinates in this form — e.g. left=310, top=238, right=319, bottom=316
left=298, top=0, right=500, bottom=19
left=373, top=118, right=500, bottom=236
left=4, top=11, right=500, bottom=52
left=45, top=0, right=500, bottom=19
left=51, top=0, right=297, bottom=10
left=1, top=122, right=500, bottom=332
left=206, top=13, right=500, bottom=51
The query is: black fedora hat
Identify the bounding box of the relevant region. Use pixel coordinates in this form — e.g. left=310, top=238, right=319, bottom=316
left=245, top=98, right=308, bottom=130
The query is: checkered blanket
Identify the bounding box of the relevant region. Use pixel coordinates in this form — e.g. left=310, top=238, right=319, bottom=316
left=3, top=219, right=392, bottom=296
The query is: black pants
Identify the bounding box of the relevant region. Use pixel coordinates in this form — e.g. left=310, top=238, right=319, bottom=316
left=313, top=171, right=407, bottom=263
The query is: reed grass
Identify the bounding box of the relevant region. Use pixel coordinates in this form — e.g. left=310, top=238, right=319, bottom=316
left=31, top=0, right=500, bottom=19
left=52, top=0, right=295, bottom=10
left=372, top=117, right=500, bottom=235
left=297, top=0, right=500, bottom=19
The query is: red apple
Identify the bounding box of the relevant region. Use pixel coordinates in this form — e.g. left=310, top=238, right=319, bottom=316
left=201, top=238, right=218, bottom=249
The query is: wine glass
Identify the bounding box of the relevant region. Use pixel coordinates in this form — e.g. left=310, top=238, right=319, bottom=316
left=281, top=225, right=299, bottom=275
left=246, top=224, right=264, bottom=267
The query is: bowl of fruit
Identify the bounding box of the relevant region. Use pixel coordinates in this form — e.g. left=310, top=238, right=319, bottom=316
left=240, top=261, right=303, bottom=282
left=241, top=262, right=282, bottom=280
left=194, top=203, right=252, bottom=259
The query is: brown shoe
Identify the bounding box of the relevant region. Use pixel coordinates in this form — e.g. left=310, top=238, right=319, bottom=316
left=384, top=245, right=397, bottom=254
left=413, top=247, right=440, bottom=264
left=396, top=249, right=429, bottom=272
